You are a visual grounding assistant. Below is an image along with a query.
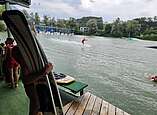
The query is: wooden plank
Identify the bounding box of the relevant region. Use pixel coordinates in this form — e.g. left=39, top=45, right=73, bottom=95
left=64, top=92, right=130, bottom=115
left=91, top=97, right=102, bottom=115
left=100, top=100, right=108, bottom=115
left=63, top=101, right=73, bottom=114
left=65, top=95, right=84, bottom=115
left=116, top=108, right=124, bottom=115
left=75, top=92, right=91, bottom=115
left=108, top=103, right=116, bottom=115
left=83, top=94, right=96, bottom=115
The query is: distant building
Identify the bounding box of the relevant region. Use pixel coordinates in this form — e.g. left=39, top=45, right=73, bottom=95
left=80, top=27, right=89, bottom=33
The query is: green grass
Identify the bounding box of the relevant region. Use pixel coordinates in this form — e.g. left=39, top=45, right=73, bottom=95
left=0, top=80, right=29, bottom=115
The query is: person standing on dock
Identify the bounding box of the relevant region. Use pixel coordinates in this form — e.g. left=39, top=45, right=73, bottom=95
left=4, top=38, right=20, bottom=88
left=12, top=45, right=54, bottom=115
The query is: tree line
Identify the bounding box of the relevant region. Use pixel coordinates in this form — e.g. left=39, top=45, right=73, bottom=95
left=22, top=11, right=157, bottom=41
left=0, top=5, right=157, bottom=41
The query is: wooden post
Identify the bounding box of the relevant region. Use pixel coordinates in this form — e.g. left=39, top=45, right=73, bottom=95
left=80, top=90, right=84, bottom=96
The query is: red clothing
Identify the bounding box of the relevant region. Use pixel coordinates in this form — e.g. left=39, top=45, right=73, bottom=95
left=7, top=57, right=19, bottom=68
left=5, top=44, right=19, bottom=68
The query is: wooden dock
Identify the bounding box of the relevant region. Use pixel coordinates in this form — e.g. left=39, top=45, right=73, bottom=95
left=63, top=92, right=130, bottom=115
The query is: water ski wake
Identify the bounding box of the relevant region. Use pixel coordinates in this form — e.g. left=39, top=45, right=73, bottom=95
left=50, top=38, right=91, bottom=47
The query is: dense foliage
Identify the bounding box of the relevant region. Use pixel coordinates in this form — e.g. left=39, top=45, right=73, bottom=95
left=0, top=7, right=157, bottom=41
left=29, top=11, right=157, bottom=40
left=0, top=5, right=6, bottom=31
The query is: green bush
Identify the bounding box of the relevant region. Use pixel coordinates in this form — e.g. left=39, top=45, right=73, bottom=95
left=143, top=34, right=157, bottom=41
left=0, top=21, right=6, bottom=32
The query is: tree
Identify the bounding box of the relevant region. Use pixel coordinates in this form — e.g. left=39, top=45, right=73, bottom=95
left=0, top=5, right=5, bottom=13
left=56, top=19, right=66, bottom=28
left=0, top=5, right=6, bottom=31
left=0, top=21, right=6, bottom=31
left=96, top=17, right=103, bottom=30
left=49, top=17, right=56, bottom=26
left=120, top=22, right=128, bottom=37
left=67, top=17, right=77, bottom=29
left=148, top=17, right=152, bottom=23
left=111, top=18, right=123, bottom=37
left=43, top=15, right=49, bottom=26
left=86, top=19, right=98, bottom=34
left=126, top=20, right=140, bottom=37
left=134, top=17, right=147, bottom=33
left=34, top=12, right=40, bottom=25
left=0, top=5, right=5, bottom=19
left=154, top=16, right=157, bottom=22
left=103, top=23, right=112, bottom=34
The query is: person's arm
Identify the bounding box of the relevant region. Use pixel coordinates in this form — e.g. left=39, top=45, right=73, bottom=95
left=12, top=46, right=53, bottom=85
left=23, top=63, right=53, bottom=85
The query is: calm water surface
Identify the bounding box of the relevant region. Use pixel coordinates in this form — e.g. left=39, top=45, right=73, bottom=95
left=2, top=33, right=157, bottom=115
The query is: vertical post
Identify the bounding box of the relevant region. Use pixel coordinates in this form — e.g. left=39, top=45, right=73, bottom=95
left=80, top=90, right=84, bottom=96
left=5, top=2, right=11, bottom=38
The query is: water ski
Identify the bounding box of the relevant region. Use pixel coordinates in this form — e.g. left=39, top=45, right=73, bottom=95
left=2, top=10, right=63, bottom=114
left=54, top=72, right=75, bottom=84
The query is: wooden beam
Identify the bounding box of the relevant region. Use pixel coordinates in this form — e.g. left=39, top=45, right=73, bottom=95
left=91, top=97, right=102, bottom=115
left=75, top=92, right=91, bottom=115
left=108, top=103, right=116, bottom=115
left=83, top=94, right=96, bottom=115
left=65, top=95, right=83, bottom=115
left=116, top=108, right=124, bottom=115
left=100, top=100, right=108, bottom=115
left=63, top=101, right=73, bottom=114
left=63, top=92, right=130, bottom=115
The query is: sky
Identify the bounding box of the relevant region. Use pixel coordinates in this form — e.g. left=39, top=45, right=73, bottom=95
left=16, top=0, right=157, bottom=22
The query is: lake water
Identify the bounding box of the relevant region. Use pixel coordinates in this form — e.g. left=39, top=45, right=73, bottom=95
left=1, top=33, right=157, bottom=115
left=38, top=33, right=157, bottom=115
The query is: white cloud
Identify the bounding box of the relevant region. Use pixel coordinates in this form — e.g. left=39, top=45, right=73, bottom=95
left=79, top=0, right=157, bottom=21
left=16, top=0, right=157, bottom=21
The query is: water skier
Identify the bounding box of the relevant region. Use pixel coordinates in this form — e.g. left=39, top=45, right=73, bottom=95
left=81, top=38, right=87, bottom=45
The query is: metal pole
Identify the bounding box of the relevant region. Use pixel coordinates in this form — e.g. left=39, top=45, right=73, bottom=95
left=5, top=2, right=11, bottom=38
left=46, top=75, right=58, bottom=115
